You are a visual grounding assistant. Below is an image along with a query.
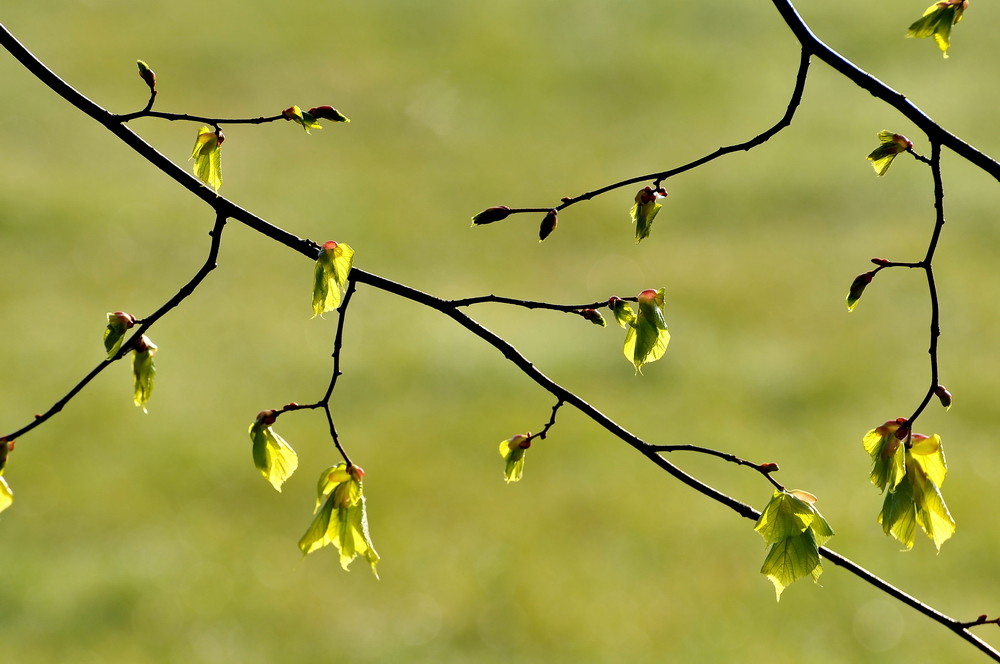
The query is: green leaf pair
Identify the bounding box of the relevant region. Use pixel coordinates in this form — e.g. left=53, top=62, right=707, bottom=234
left=755, top=489, right=834, bottom=600
left=299, top=463, right=380, bottom=577
left=906, top=0, right=968, bottom=58
left=629, top=186, right=667, bottom=242
left=863, top=421, right=956, bottom=550
left=499, top=433, right=531, bottom=482
left=866, top=130, right=912, bottom=176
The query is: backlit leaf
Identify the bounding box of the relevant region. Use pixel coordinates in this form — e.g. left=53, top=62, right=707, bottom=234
left=132, top=335, right=157, bottom=412
left=755, top=490, right=833, bottom=600
left=250, top=412, right=299, bottom=492
left=499, top=434, right=530, bottom=483
left=190, top=126, right=223, bottom=191
left=104, top=311, right=135, bottom=359
left=312, top=241, right=355, bottom=317
left=862, top=420, right=907, bottom=492
left=630, top=187, right=667, bottom=242
left=623, top=288, right=669, bottom=372
left=866, top=130, right=911, bottom=176
left=299, top=463, right=380, bottom=577
left=0, top=475, right=12, bottom=514
left=906, top=0, right=968, bottom=58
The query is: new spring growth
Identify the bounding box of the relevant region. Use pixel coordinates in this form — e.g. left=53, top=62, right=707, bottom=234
left=867, top=131, right=913, bottom=176
left=0, top=441, right=12, bottom=514
left=538, top=209, right=558, bottom=241
left=132, top=335, right=157, bottom=412
left=308, top=106, right=350, bottom=123
left=847, top=272, right=875, bottom=311
left=907, top=0, right=969, bottom=58
left=104, top=311, right=136, bottom=358
left=581, top=309, right=606, bottom=327
left=499, top=433, right=531, bottom=483
left=471, top=206, right=512, bottom=226
left=191, top=126, right=223, bottom=191
left=935, top=384, right=953, bottom=410
left=630, top=186, right=668, bottom=242
left=250, top=409, right=299, bottom=492
left=136, top=60, right=156, bottom=91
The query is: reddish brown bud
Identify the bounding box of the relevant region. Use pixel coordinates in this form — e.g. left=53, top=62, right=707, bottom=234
left=934, top=385, right=953, bottom=409
left=759, top=462, right=780, bottom=473
left=871, top=258, right=891, bottom=266
left=471, top=206, right=511, bottom=225
left=255, top=409, right=278, bottom=426
left=308, top=105, right=349, bottom=122
left=539, top=209, right=558, bottom=241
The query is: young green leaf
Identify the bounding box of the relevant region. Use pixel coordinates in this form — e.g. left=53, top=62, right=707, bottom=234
left=312, top=241, right=355, bottom=317
left=499, top=433, right=531, bottom=483
left=623, top=288, right=670, bottom=372
left=0, top=474, right=12, bottom=514
left=282, top=105, right=323, bottom=133
left=104, top=311, right=135, bottom=359
left=755, top=489, right=834, bottom=600
left=866, top=130, right=912, bottom=176
left=136, top=60, right=156, bottom=90
left=609, top=297, right=635, bottom=329
left=190, top=125, right=223, bottom=191
left=864, top=425, right=956, bottom=550
left=308, top=105, right=350, bottom=124
left=299, top=463, right=380, bottom=577
left=630, top=186, right=667, bottom=242
left=846, top=272, right=874, bottom=311
left=132, top=335, right=157, bottom=412
left=906, top=0, right=968, bottom=58
left=249, top=410, right=299, bottom=492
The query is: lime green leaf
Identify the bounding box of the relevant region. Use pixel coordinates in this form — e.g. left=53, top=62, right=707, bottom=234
left=846, top=272, right=874, bottom=311
left=282, top=105, right=323, bottom=133
left=906, top=0, right=968, bottom=58
left=299, top=463, right=380, bottom=577
left=623, top=288, right=670, bottom=372
left=862, top=419, right=907, bottom=492
left=868, top=427, right=956, bottom=550
left=190, top=126, right=223, bottom=191
left=249, top=411, right=299, bottom=492
left=312, top=241, right=355, bottom=317
left=866, top=130, right=912, bottom=176
left=499, top=434, right=531, bottom=483
left=104, top=311, right=135, bottom=359
left=0, top=474, right=12, bottom=514
left=0, top=439, right=9, bottom=474
left=755, top=490, right=834, bottom=600
left=131, top=335, right=157, bottom=412
left=630, top=187, right=667, bottom=242
left=609, top=297, right=635, bottom=329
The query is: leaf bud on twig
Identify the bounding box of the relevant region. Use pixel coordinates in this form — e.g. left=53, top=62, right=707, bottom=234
left=471, top=206, right=511, bottom=225
left=538, top=209, right=558, bottom=241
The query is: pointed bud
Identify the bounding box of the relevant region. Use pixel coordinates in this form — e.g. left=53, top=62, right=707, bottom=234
left=934, top=385, right=953, bottom=410
left=308, top=105, right=350, bottom=123
left=471, top=206, right=511, bottom=225
left=581, top=309, right=606, bottom=327
left=847, top=272, right=875, bottom=311
left=539, top=209, right=558, bottom=241
left=871, top=258, right=891, bottom=266
left=136, top=60, right=156, bottom=90
left=758, top=462, right=779, bottom=473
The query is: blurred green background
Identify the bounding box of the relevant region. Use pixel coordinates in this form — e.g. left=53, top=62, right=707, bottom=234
left=3, top=1, right=1000, bottom=662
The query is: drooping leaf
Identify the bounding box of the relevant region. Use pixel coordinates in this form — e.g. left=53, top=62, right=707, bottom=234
left=755, top=490, right=833, bottom=600
left=312, top=241, right=355, bottom=317
left=250, top=411, right=299, bottom=492
left=499, top=434, right=531, bottom=483
left=866, top=130, right=912, bottom=176
left=630, top=187, right=667, bottom=242
left=131, top=335, right=157, bottom=412
left=136, top=60, right=156, bottom=90
left=862, top=419, right=907, bottom=492
left=104, top=311, right=135, bottom=359
left=610, top=297, right=635, bottom=329
left=0, top=474, right=12, bottom=514
left=846, top=272, right=874, bottom=311
left=623, top=288, right=670, bottom=372
left=299, top=463, right=380, bottom=577
left=308, top=106, right=350, bottom=123
left=866, top=426, right=956, bottom=550
left=906, top=0, right=968, bottom=58
left=190, top=125, right=223, bottom=191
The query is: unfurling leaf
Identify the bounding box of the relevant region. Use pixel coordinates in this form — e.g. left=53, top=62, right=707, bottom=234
left=755, top=489, right=834, bottom=600
left=249, top=410, right=299, bottom=492
left=630, top=186, right=667, bottom=242
left=609, top=297, right=635, bottom=329
left=132, top=335, right=157, bottom=412
left=104, top=311, right=136, bottom=358
left=906, top=0, right=968, bottom=58
left=866, top=130, right=912, bottom=176
left=538, top=209, right=558, bottom=241
left=136, top=60, right=156, bottom=90
left=499, top=433, right=531, bottom=483
left=581, top=309, right=606, bottom=327
left=312, top=241, right=355, bottom=317
left=299, top=463, right=380, bottom=577
left=623, top=288, right=670, bottom=372
left=847, top=271, right=874, bottom=311
left=0, top=474, right=12, bottom=514
left=282, top=105, right=323, bottom=133
left=863, top=424, right=956, bottom=550
left=190, top=125, right=223, bottom=191
left=471, top=206, right=512, bottom=226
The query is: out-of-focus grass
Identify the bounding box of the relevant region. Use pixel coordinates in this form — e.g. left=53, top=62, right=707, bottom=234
left=2, top=2, right=1000, bottom=662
